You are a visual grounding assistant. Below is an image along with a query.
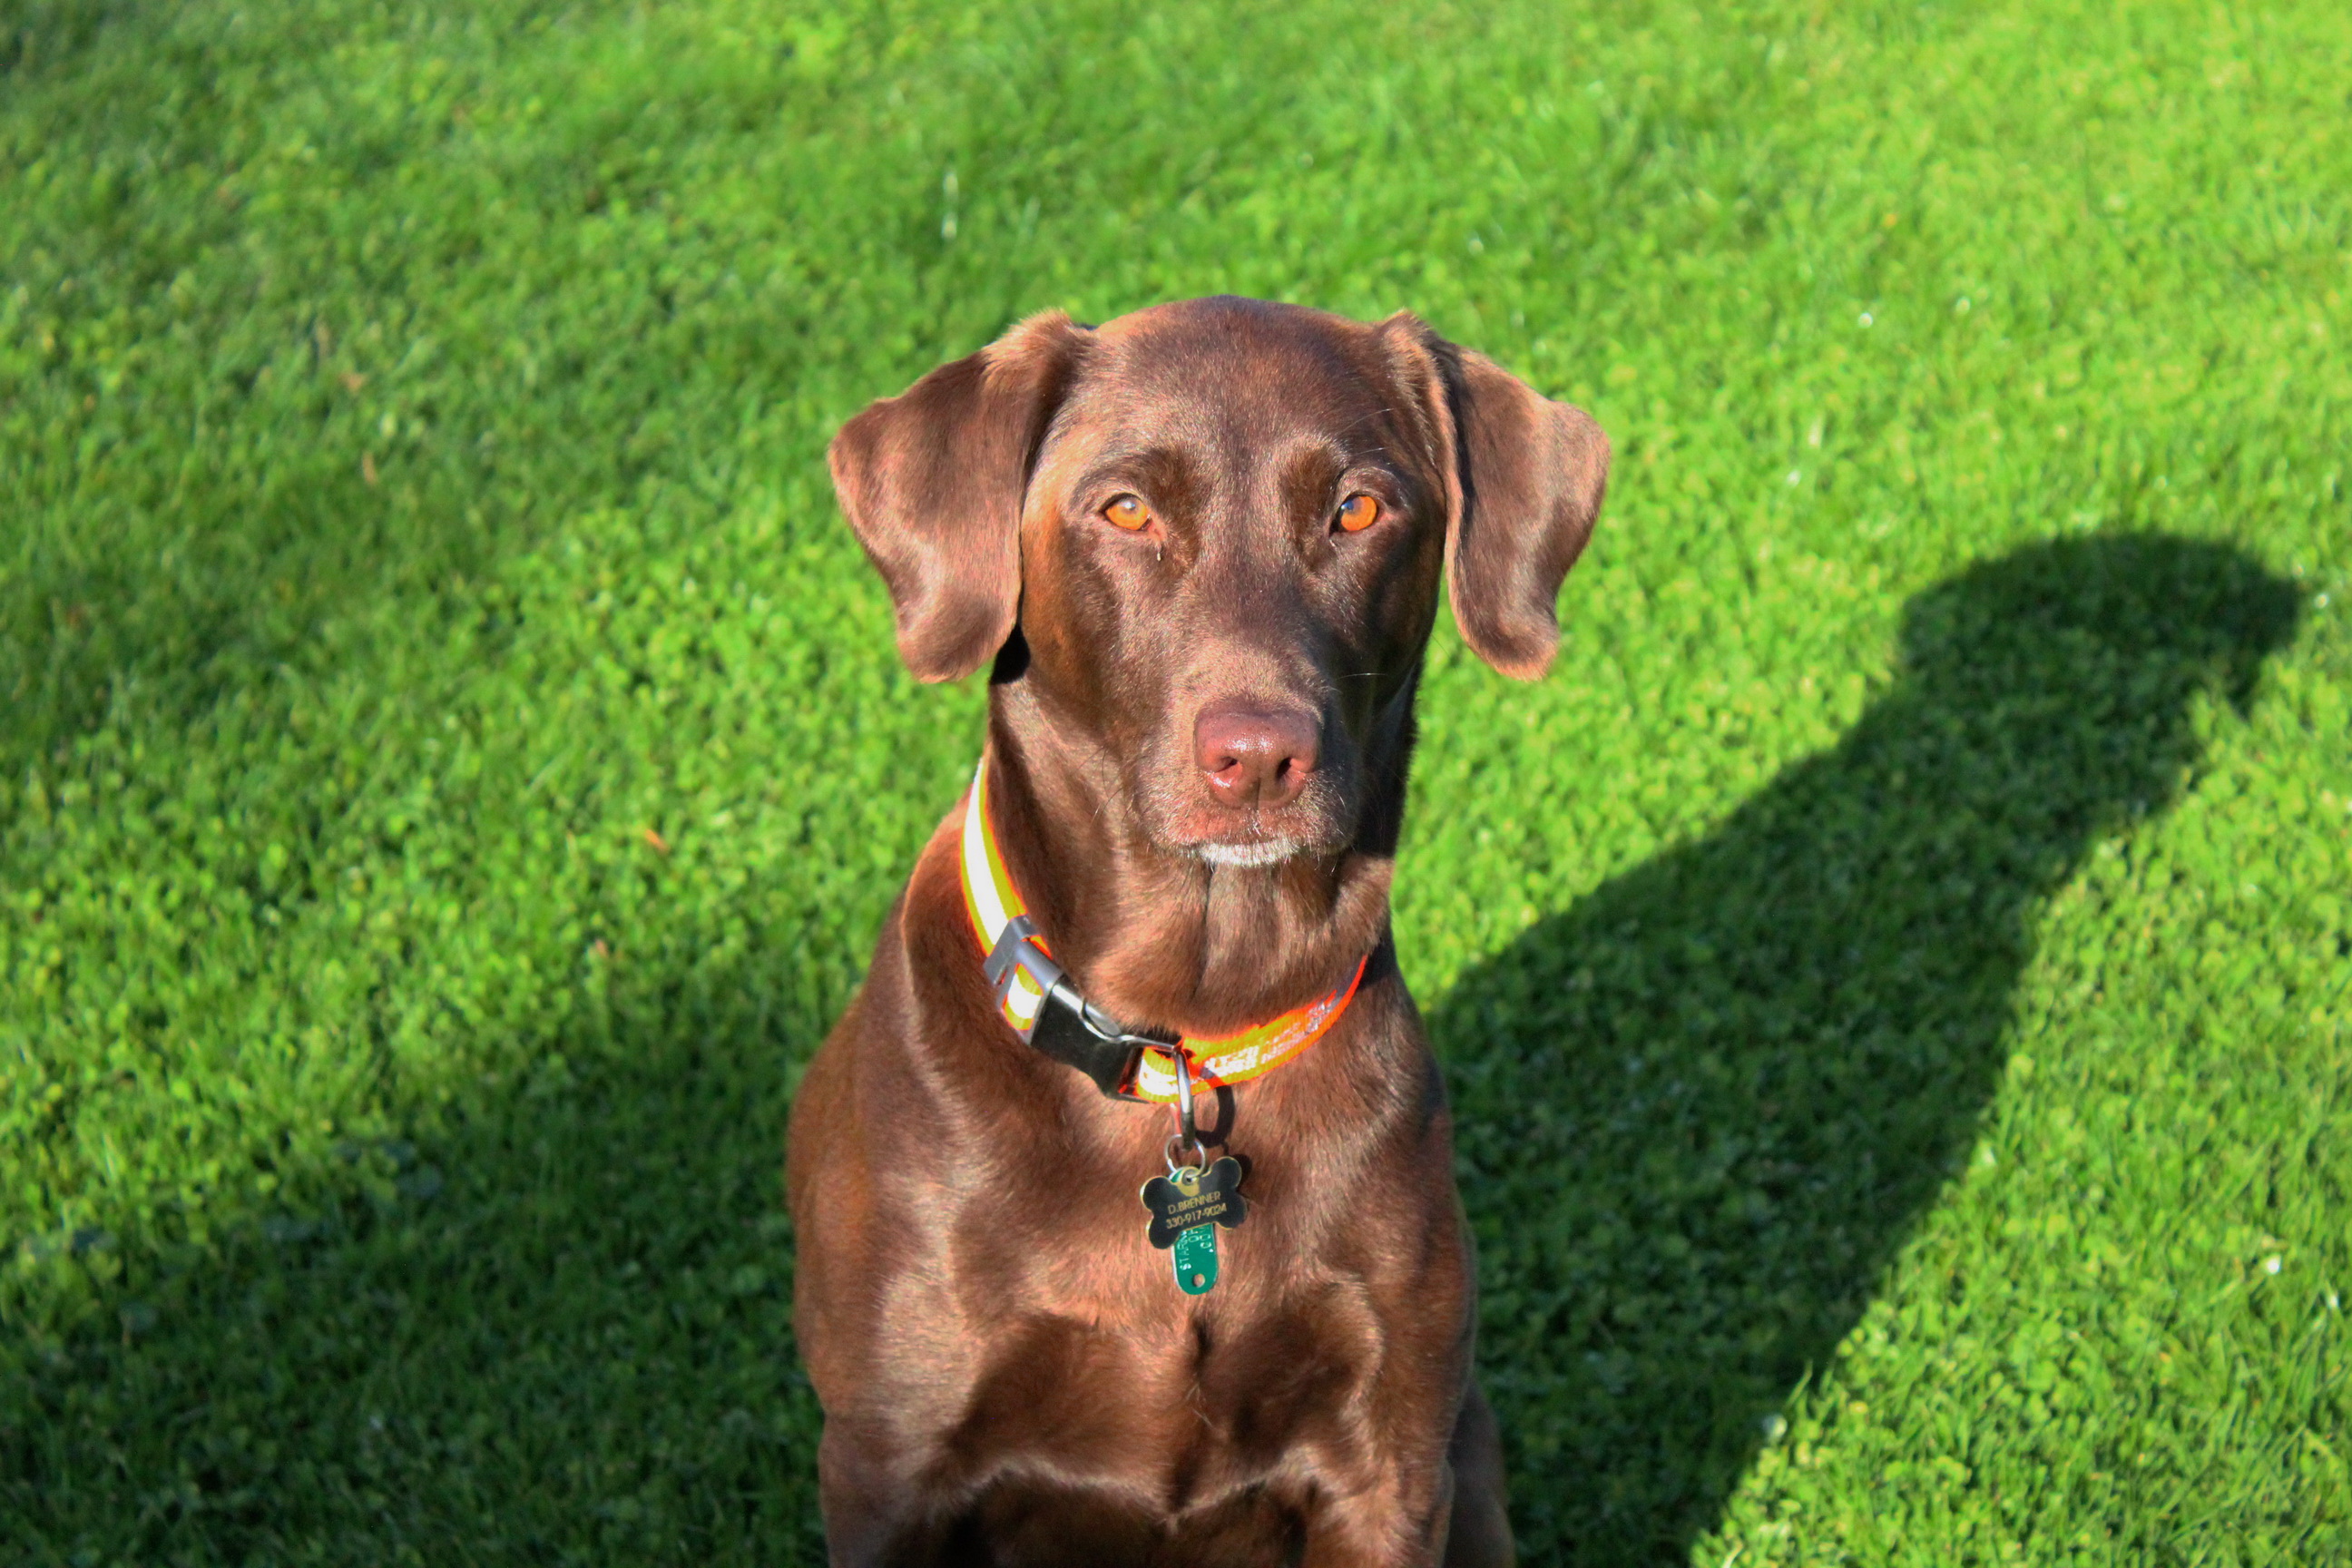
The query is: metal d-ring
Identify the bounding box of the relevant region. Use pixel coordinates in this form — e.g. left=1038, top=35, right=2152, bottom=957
left=1063, top=988, right=1165, bottom=1054
left=1163, top=1129, right=1208, bottom=1176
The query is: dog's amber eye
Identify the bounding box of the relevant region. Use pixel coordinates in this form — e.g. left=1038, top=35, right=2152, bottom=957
left=1102, top=495, right=1152, bottom=531
left=1336, top=495, right=1381, bottom=532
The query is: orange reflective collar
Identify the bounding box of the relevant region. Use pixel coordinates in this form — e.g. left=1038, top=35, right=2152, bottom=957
left=959, top=758, right=1366, bottom=1103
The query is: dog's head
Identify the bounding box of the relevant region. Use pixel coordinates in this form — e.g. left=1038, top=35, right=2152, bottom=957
left=830, top=297, right=1609, bottom=868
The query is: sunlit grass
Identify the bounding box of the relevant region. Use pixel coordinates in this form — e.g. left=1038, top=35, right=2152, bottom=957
left=3, top=0, right=2347, bottom=1561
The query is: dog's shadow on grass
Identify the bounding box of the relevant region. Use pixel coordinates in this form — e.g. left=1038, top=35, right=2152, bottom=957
left=1430, top=534, right=2299, bottom=1564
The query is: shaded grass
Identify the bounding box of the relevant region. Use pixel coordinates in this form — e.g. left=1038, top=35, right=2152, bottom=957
left=1445, top=536, right=2315, bottom=1558
left=4, top=0, right=2349, bottom=1562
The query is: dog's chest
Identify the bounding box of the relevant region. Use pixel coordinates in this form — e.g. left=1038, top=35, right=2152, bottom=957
left=938, top=1252, right=1388, bottom=1493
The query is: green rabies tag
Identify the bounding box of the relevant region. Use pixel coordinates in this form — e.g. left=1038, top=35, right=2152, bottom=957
left=1140, top=1158, right=1247, bottom=1294
left=1171, top=1221, right=1219, bottom=1294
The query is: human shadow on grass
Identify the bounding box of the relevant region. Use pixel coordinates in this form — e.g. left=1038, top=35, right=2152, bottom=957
left=3, top=974, right=835, bottom=1563
left=1430, top=534, right=2299, bottom=1564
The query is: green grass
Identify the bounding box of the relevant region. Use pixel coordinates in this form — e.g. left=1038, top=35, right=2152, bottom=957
left=3, top=0, right=2347, bottom=1562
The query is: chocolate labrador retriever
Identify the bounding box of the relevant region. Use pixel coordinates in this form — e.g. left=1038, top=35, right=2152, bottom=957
left=789, top=296, right=1608, bottom=1566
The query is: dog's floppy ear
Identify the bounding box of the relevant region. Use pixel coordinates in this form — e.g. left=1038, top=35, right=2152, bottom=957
left=1382, top=313, right=1611, bottom=680
left=828, top=311, right=1090, bottom=682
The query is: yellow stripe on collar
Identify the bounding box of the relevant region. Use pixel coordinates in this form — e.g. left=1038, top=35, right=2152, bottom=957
left=958, top=756, right=1365, bottom=1102
left=960, top=758, right=1046, bottom=1034
left=1125, top=956, right=1366, bottom=1102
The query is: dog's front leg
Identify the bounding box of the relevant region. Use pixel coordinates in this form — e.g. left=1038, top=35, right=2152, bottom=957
left=1291, top=1377, right=1513, bottom=1568
left=814, top=1415, right=954, bottom=1568
left=1290, top=1448, right=1468, bottom=1568
left=1298, top=1487, right=1451, bottom=1568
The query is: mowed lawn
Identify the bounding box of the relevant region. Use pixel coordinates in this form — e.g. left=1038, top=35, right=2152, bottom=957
left=4, top=0, right=2348, bottom=1561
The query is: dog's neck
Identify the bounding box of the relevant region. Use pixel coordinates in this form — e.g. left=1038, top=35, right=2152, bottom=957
left=978, top=684, right=1410, bottom=1040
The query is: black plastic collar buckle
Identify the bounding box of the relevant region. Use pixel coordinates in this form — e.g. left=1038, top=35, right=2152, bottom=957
left=982, top=915, right=1164, bottom=1102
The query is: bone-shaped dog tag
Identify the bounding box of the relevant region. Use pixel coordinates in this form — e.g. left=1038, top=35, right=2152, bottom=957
left=1140, top=1157, right=1246, bottom=1294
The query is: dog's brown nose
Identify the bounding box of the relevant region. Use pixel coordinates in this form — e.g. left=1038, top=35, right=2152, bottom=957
left=1194, top=706, right=1319, bottom=810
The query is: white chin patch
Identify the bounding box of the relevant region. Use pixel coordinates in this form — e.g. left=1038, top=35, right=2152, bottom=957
left=1198, top=838, right=1300, bottom=868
